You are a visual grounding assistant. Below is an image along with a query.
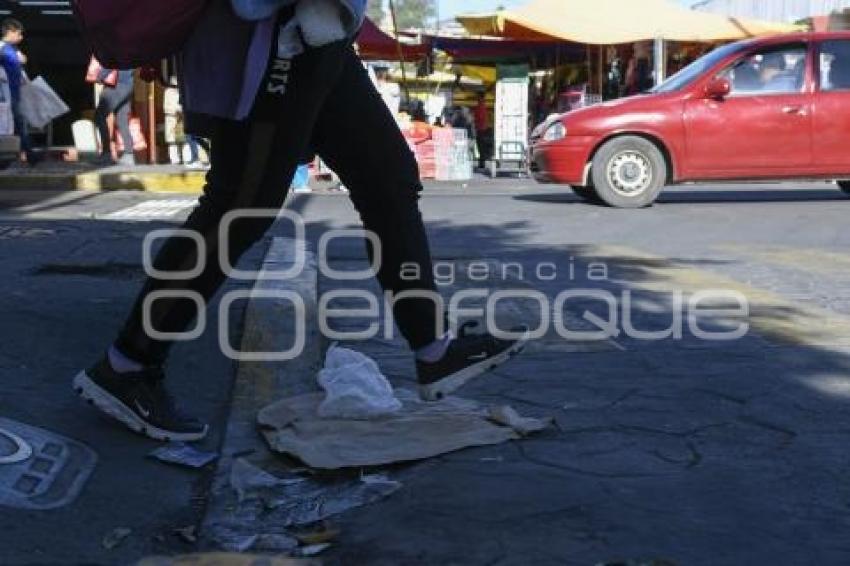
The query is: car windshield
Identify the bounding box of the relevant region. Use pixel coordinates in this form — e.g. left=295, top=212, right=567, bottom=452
left=651, top=42, right=747, bottom=93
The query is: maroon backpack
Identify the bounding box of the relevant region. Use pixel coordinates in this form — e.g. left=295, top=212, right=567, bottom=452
left=71, top=0, right=209, bottom=68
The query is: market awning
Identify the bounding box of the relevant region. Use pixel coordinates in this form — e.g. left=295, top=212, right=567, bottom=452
left=356, top=18, right=431, bottom=61
left=457, top=0, right=802, bottom=45
left=389, top=68, right=484, bottom=88
left=424, top=34, right=586, bottom=65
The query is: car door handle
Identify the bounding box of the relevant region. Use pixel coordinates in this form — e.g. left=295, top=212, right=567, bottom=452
left=782, top=105, right=806, bottom=116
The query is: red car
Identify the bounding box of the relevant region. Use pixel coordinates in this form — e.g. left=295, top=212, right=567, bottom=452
left=530, top=32, right=850, bottom=208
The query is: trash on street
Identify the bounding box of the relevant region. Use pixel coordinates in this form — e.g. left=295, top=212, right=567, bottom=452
left=173, top=525, right=198, bottom=544
left=229, top=459, right=402, bottom=527
left=148, top=443, right=219, bottom=469
left=102, top=527, right=132, bottom=550
left=259, top=388, right=553, bottom=469
left=316, top=345, right=402, bottom=420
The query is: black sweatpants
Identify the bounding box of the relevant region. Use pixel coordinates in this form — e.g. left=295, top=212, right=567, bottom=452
left=114, top=40, right=441, bottom=367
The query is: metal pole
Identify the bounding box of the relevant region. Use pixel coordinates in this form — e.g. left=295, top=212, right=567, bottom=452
left=654, top=37, right=666, bottom=86
left=598, top=45, right=605, bottom=95
left=148, top=79, right=157, bottom=164
left=388, top=0, right=411, bottom=103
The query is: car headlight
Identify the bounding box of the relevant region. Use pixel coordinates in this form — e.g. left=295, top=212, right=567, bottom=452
left=543, top=122, right=567, bottom=142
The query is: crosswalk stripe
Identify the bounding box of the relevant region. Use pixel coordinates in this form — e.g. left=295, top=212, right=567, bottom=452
left=103, top=199, right=198, bottom=221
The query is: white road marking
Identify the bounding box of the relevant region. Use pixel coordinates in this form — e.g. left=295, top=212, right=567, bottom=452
left=103, top=199, right=198, bottom=221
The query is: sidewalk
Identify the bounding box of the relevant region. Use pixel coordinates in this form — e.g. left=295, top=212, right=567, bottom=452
left=0, top=161, right=537, bottom=194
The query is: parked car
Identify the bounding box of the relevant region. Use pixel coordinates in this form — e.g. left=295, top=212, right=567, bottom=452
left=530, top=32, right=850, bottom=208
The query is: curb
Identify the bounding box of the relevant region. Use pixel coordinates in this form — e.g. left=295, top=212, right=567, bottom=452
left=0, top=170, right=207, bottom=193
left=201, top=236, right=324, bottom=550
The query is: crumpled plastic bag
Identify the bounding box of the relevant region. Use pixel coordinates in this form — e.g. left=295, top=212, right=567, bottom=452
left=316, top=345, right=402, bottom=420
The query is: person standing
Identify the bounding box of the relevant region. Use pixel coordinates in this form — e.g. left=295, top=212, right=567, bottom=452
left=0, top=18, right=36, bottom=165
left=374, top=65, right=400, bottom=116
left=164, top=74, right=210, bottom=169
left=93, top=66, right=136, bottom=166
left=474, top=92, right=492, bottom=170
left=72, top=0, right=528, bottom=441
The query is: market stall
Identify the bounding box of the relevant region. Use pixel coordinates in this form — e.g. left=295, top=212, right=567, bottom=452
left=356, top=18, right=430, bottom=61
left=456, top=0, right=801, bottom=45
left=457, top=0, right=801, bottom=89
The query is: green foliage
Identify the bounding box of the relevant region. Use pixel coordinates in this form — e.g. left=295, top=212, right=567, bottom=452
left=392, top=0, right=437, bottom=30
left=367, top=0, right=386, bottom=25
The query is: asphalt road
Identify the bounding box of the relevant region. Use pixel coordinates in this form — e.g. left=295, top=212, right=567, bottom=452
left=0, top=179, right=849, bottom=565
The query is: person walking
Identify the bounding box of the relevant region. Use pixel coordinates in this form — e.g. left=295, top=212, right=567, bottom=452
left=93, top=66, right=136, bottom=166
left=72, top=0, right=527, bottom=442
left=0, top=18, right=37, bottom=165
left=185, top=135, right=210, bottom=169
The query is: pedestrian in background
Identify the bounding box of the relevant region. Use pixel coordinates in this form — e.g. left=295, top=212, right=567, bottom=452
left=164, top=74, right=210, bottom=169
left=474, top=92, right=492, bottom=170
left=185, top=135, right=210, bottom=169
left=93, top=64, right=135, bottom=166
left=0, top=18, right=37, bottom=165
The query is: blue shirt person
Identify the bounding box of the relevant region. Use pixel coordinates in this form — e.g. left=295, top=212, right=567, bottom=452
left=0, top=18, right=35, bottom=163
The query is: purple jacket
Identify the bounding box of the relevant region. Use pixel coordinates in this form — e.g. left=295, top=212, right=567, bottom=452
left=180, top=0, right=367, bottom=123
left=180, top=0, right=276, bottom=121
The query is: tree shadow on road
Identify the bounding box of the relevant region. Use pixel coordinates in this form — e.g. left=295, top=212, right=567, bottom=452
left=309, top=212, right=850, bottom=566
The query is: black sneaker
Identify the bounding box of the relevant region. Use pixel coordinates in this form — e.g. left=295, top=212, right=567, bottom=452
left=417, top=322, right=530, bottom=401
left=73, top=357, right=208, bottom=442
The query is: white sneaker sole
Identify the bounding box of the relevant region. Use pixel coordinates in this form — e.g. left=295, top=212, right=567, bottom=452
left=73, top=371, right=208, bottom=443
left=419, top=331, right=530, bottom=402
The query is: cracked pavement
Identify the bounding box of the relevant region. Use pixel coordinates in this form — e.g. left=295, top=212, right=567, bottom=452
left=302, top=181, right=850, bottom=566
left=1, top=182, right=850, bottom=564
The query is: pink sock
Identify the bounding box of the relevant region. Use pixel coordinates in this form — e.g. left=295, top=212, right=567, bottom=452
left=108, top=344, right=145, bottom=374
left=416, top=332, right=453, bottom=363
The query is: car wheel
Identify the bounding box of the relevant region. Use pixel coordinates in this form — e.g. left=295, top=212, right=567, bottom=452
left=571, top=184, right=602, bottom=203
left=591, top=136, right=667, bottom=208
left=839, top=181, right=850, bottom=195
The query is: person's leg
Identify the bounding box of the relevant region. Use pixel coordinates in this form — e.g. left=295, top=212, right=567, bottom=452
left=112, top=85, right=135, bottom=164
left=311, top=47, right=441, bottom=351
left=186, top=135, right=200, bottom=164
left=93, top=92, right=114, bottom=160
left=73, top=38, right=355, bottom=441
left=11, top=101, right=35, bottom=164
left=312, top=47, right=528, bottom=401
left=114, top=41, right=351, bottom=368
left=196, top=137, right=211, bottom=157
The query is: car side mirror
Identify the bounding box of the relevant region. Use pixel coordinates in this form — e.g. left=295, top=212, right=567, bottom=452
left=705, top=77, right=731, bottom=100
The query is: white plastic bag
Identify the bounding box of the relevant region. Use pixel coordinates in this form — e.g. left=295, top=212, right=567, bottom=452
left=317, top=345, right=402, bottom=420
left=19, top=76, right=69, bottom=129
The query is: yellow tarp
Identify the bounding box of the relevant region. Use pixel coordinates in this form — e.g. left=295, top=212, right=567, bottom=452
left=457, top=0, right=802, bottom=45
